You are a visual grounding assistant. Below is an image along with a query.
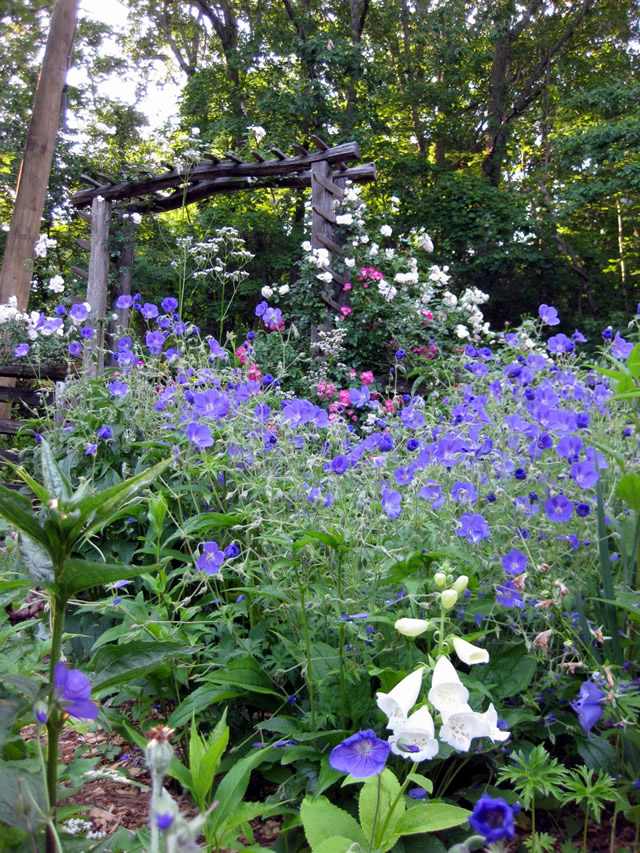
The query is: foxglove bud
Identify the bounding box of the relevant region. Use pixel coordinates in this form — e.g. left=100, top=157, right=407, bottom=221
left=395, top=617, right=429, bottom=637
left=452, top=575, right=469, bottom=595
left=441, top=589, right=458, bottom=611
left=434, top=572, right=447, bottom=589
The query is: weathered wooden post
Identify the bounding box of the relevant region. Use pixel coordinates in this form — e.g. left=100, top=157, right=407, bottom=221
left=83, top=196, right=110, bottom=378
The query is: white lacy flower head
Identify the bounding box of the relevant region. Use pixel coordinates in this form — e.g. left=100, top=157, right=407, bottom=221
left=388, top=706, right=439, bottom=762
left=452, top=637, right=489, bottom=666
left=380, top=224, right=392, bottom=237
left=395, top=271, right=419, bottom=285
left=427, top=656, right=469, bottom=719
left=48, top=275, right=65, bottom=294
left=376, top=667, right=424, bottom=730
left=429, top=264, right=450, bottom=285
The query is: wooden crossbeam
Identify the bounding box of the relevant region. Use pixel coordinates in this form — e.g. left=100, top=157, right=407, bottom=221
left=316, top=233, right=344, bottom=256
left=312, top=203, right=336, bottom=224
left=97, top=172, right=117, bottom=184
left=310, top=135, right=329, bottom=151
left=312, top=170, right=344, bottom=200
left=319, top=290, right=342, bottom=312
left=250, top=150, right=266, bottom=162
left=225, top=151, right=244, bottom=164
left=203, top=153, right=220, bottom=163
left=0, top=418, right=20, bottom=436
left=123, top=162, right=376, bottom=214
left=76, top=237, right=91, bottom=251
left=70, top=265, right=89, bottom=279
left=80, top=173, right=102, bottom=187
left=292, top=143, right=308, bottom=156
left=71, top=142, right=366, bottom=208
left=328, top=267, right=349, bottom=285
left=76, top=210, right=91, bottom=223
left=270, top=148, right=287, bottom=160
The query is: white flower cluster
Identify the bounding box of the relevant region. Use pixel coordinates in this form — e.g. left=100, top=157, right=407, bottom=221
left=413, top=228, right=434, bottom=253
left=377, top=279, right=397, bottom=302
left=47, top=274, right=65, bottom=294
left=261, top=284, right=290, bottom=298
left=315, top=327, right=347, bottom=360
left=428, top=264, right=451, bottom=286
left=304, top=246, right=330, bottom=270
left=34, top=235, right=57, bottom=258
left=62, top=818, right=107, bottom=840
left=376, top=653, right=509, bottom=760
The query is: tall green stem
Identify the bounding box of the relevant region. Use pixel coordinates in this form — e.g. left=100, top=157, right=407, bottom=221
left=294, top=564, right=316, bottom=731
left=45, top=593, right=66, bottom=853
left=368, top=774, right=382, bottom=853
left=376, top=775, right=412, bottom=847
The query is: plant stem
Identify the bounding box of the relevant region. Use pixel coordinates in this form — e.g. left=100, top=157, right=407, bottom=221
left=583, top=804, right=589, bottom=852
left=294, top=564, right=316, bottom=731
left=368, top=773, right=382, bottom=853
left=376, top=775, right=411, bottom=847
left=45, top=592, right=66, bottom=853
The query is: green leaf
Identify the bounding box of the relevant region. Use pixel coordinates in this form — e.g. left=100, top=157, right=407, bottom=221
left=194, top=717, right=229, bottom=808
left=208, top=746, right=271, bottom=835
left=616, top=473, right=640, bottom=511
left=628, top=343, right=640, bottom=379
left=0, top=484, right=51, bottom=550
left=389, top=550, right=465, bottom=583
left=40, top=439, right=72, bottom=502
left=311, top=837, right=360, bottom=853
left=300, top=796, right=367, bottom=850
left=577, top=735, right=618, bottom=772
left=474, top=644, right=536, bottom=698
left=406, top=771, right=434, bottom=795
left=360, top=770, right=405, bottom=851
left=17, top=532, right=55, bottom=585
left=393, top=802, right=471, bottom=835
left=179, top=511, right=246, bottom=536
left=293, top=529, right=346, bottom=551
left=203, top=657, right=280, bottom=696
left=57, top=558, right=159, bottom=596
left=0, top=762, right=46, bottom=829
left=90, top=640, right=195, bottom=691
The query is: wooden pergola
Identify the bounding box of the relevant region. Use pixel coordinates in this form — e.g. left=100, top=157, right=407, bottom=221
left=68, top=136, right=376, bottom=367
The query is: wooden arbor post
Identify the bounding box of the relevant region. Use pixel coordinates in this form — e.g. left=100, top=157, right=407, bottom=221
left=83, top=197, right=110, bottom=378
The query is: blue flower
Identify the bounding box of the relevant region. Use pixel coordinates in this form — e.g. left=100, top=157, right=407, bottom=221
left=381, top=488, right=402, bottom=519
left=107, top=380, right=129, bottom=398
left=469, top=794, right=520, bottom=842
left=571, top=680, right=606, bottom=733
left=196, top=541, right=224, bottom=575
left=395, top=349, right=406, bottom=359
left=329, top=730, right=390, bottom=778
left=502, top=549, right=527, bottom=576
left=14, top=343, right=30, bottom=358
left=53, top=663, right=98, bottom=720
left=457, top=512, right=490, bottom=543
left=538, top=304, right=560, bottom=326
left=187, top=421, right=213, bottom=449
left=544, top=494, right=573, bottom=523
left=161, top=297, right=178, bottom=313
left=156, top=812, right=174, bottom=831
left=145, top=331, right=165, bottom=356
left=141, top=302, right=159, bottom=320
left=115, top=294, right=133, bottom=309
left=330, top=454, right=350, bottom=475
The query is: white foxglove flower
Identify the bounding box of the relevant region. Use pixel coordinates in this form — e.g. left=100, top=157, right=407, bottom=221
left=394, top=618, right=429, bottom=637
left=452, top=637, right=489, bottom=666
left=427, top=656, right=469, bottom=719
left=439, top=708, right=486, bottom=752
left=376, top=667, right=424, bottom=730
left=478, top=703, right=510, bottom=743
left=389, top=706, right=439, bottom=762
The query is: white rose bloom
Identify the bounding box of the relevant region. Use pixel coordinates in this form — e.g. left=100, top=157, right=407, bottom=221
left=261, top=286, right=274, bottom=298
left=380, top=224, right=392, bottom=237
left=369, top=242, right=379, bottom=257
left=417, top=232, right=434, bottom=252
left=344, top=257, right=356, bottom=268
left=442, top=291, right=458, bottom=308
left=278, top=284, right=290, bottom=295
left=317, top=271, right=333, bottom=283
left=248, top=125, right=266, bottom=144
left=47, top=275, right=65, bottom=294
left=336, top=213, right=353, bottom=226
left=452, top=637, right=489, bottom=666
left=131, top=212, right=142, bottom=225
left=301, top=240, right=312, bottom=252
left=455, top=324, right=470, bottom=339
left=376, top=667, right=424, bottom=730
left=378, top=280, right=397, bottom=301
left=385, top=248, right=395, bottom=260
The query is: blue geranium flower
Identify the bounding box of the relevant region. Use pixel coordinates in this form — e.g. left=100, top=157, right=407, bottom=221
left=469, top=794, right=520, bottom=842
left=571, top=680, right=606, bottom=733
left=329, top=730, right=390, bottom=778
left=539, top=304, right=560, bottom=326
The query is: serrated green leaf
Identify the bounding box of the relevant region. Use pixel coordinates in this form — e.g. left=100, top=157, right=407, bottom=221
left=17, top=532, right=55, bottom=585
left=616, top=473, right=640, bottom=511
left=300, top=796, right=367, bottom=850
left=57, top=558, right=158, bottom=596
left=0, top=484, right=50, bottom=550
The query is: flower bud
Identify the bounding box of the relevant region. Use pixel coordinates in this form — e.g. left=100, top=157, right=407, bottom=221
left=145, top=726, right=175, bottom=778
left=451, top=575, right=468, bottom=595
left=446, top=574, right=454, bottom=586
left=441, top=589, right=458, bottom=611
left=434, top=572, right=447, bottom=589
left=395, top=617, right=429, bottom=637
left=34, top=701, right=48, bottom=725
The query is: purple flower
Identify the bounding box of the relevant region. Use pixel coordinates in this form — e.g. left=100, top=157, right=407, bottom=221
left=571, top=680, right=606, bottom=733
left=395, top=349, right=405, bottom=359
left=97, top=425, right=112, bottom=440
left=14, top=342, right=30, bottom=359
left=107, top=380, right=129, bottom=398
left=328, top=730, right=390, bottom=778
left=571, top=461, right=598, bottom=489
left=496, top=581, right=524, bottom=608
left=196, top=541, right=224, bottom=575
left=457, top=512, right=490, bottom=543
left=55, top=305, right=67, bottom=316
left=611, top=332, right=634, bottom=360
left=469, top=794, right=519, bottom=843
left=69, top=303, right=90, bottom=323
left=254, top=403, right=271, bottom=422
left=81, top=326, right=95, bottom=340
left=547, top=334, right=575, bottom=354
left=544, top=494, right=573, bottom=523
left=84, top=442, right=98, bottom=455
left=381, top=488, right=402, bottom=519
left=330, top=454, right=350, bottom=475
left=161, top=297, right=178, bottom=313
left=224, top=544, right=240, bottom=559
left=156, top=812, right=174, bottom=831
left=187, top=421, right=213, bottom=449
left=145, top=331, right=165, bottom=356
left=502, top=549, right=527, bottom=575
left=350, top=386, right=370, bottom=408
left=141, top=302, right=159, bottom=320
left=208, top=337, right=227, bottom=359
left=539, top=304, right=560, bottom=326
left=255, top=300, right=269, bottom=317
left=53, top=663, right=98, bottom=719
left=451, top=481, right=478, bottom=505
left=572, top=329, right=587, bottom=343
left=420, top=481, right=444, bottom=509
left=115, top=294, right=133, bottom=309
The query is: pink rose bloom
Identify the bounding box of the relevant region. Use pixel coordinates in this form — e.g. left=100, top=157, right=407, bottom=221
left=341, top=306, right=352, bottom=316
left=339, top=389, right=350, bottom=405
left=343, top=282, right=352, bottom=291
left=421, top=309, right=434, bottom=320
left=360, top=370, right=374, bottom=385
left=349, top=369, right=357, bottom=377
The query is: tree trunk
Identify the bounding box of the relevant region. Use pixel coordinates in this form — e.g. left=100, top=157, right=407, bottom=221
left=0, top=0, right=79, bottom=313
left=482, top=33, right=511, bottom=186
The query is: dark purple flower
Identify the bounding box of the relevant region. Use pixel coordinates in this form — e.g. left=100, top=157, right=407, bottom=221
left=395, top=349, right=405, bottom=359
left=53, top=663, right=98, bottom=719
left=98, top=425, right=112, bottom=440
left=469, top=794, right=519, bottom=842
left=156, top=812, right=174, bottom=831
left=224, top=544, right=240, bottom=559
left=602, top=326, right=613, bottom=340
left=329, top=730, right=390, bottom=778
left=544, top=494, right=573, bottom=523
left=539, top=304, right=560, bottom=326
left=330, top=454, right=350, bottom=474
left=571, top=680, right=606, bottom=733
left=572, top=329, right=587, bottom=343
left=14, top=343, right=30, bottom=358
